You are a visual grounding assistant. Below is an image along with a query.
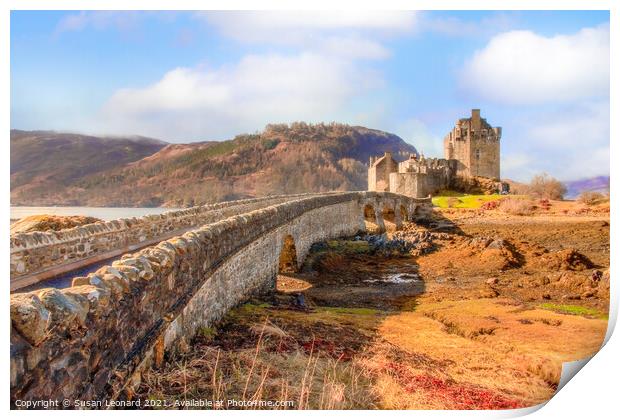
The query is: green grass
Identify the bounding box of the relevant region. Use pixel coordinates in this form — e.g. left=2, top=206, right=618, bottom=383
left=539, top=303, right=608, bottom=319
left=196, top=326, right=217, bottom=340
left=432, top=193, right=502, bottom=209
left=318, top=306, right=383, bottom=316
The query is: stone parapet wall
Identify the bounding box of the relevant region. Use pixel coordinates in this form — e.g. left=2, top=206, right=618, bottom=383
left=10, top=192, right=431, bottom=405
left=10, top=193, right=328, bottom=287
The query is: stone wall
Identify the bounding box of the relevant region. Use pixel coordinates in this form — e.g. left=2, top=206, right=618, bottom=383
left=10, top=193, right=328, bottom=290
left=443, top=109, right=501, bottom=180
left=368, top=153, right=397, bottom=192
left=10, top=192, right=431, bottom=406
left=469, top=136, right=500, bottom=180
left=388, top=158, right=455, bottom=198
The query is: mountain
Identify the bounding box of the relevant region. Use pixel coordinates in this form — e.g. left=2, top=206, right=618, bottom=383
left=10, top=123, right=417, bottom=207
left=10, top=130, right=167, bottom=206
left=563, top=175, right=610, bottom=199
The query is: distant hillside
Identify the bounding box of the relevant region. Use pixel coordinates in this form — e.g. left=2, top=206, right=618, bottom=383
left=11, top=130, right=167, bottom=206
left=10, top=123, right=417, bottom=207
left=564, top=175, right=610, bottom=199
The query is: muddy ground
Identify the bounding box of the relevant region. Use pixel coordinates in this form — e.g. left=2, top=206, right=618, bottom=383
left=136, top=202, right=609, bottom=410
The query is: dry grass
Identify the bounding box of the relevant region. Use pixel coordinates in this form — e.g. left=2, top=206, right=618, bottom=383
left=499, top=197, right=536, bottom=215
left=372, top=298, right=607, bottom=408
left=577, top=191, right=607, bottom=206
left=138, top=298, right=606, bottom=410
left=139, top=317, right=377, bottom=410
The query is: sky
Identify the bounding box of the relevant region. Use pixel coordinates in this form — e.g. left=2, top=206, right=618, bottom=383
left=10, top=10, right=610, bottom=182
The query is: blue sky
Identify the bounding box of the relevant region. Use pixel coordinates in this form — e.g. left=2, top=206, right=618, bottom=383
left=10, top=10, right=610, bottom=181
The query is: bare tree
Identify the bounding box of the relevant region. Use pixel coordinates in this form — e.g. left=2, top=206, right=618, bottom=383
left=527, top=173, right=567, bottom=200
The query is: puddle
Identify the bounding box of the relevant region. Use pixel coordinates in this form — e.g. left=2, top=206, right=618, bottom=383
left=365, top=272, right=421, bottom=284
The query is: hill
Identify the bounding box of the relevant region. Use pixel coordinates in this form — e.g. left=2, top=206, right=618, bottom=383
left=10, top=130, right=167, bottom=206
left=563, top=176, right=610, bottom=199
left=10, top=123, right=417, bottom=207
left=10, top=214, right=102, bottom=234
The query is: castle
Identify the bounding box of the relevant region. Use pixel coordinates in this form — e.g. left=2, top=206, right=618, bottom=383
left=368, top=109, right=502, bottom=198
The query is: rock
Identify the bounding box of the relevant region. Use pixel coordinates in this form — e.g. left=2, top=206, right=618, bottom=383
left=66, top=285, right=111, bottom=315
left=10, top=293, right=50, bottom=345
left=562, top=294, right=581, bottom=300
left=293, top=293, right=306, bottom=308
left=108, top=264, right=139, bottom=283
left=486, top=239, right=505, bottom=250
left=591, top=270, right=603, bottom=282
left=541, top=249, right=594, bottom=271
left=37, top=288, right=89, bottom=329
left=486, top=277, right=499, bottom=285
left=542, top=293, right=551, bottom=300
left=480, top=286, right=500, bottom=298
left=581, top=290, right=595, bottom=299
left=71, top=276, right=90, bottom=287
left=600, top=269, right=610, bottom=291
left=480, top=237, right=493, bottom=247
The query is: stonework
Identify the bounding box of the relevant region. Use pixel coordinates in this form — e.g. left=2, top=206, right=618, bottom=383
left=368, top=152, right=397, bottom=192
left=10, top=193, right=328, bottom=290
left=443, top=108, right=501, bottom=179
left=388, top=155, right=455, bottom=198
left=10, top=192, right=431, bottom=405
left=368, top=109, right=501, bottom=198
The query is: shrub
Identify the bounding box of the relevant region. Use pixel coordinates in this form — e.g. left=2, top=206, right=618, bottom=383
left=499, top=198, right=536, bottom=215
left=527, top=173, right=567, bottom=200
left=538, top=199, right=551, bottom=210
left=578, top=191, right=605, bottom=206
left=481, top=200, right=500, bottom=210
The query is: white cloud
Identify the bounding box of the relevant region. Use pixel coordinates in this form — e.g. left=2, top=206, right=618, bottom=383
left=321, top=35, right=391, bottom=60
left=460, top=24, right=609, bottom=104
left=197, top=11, right=418, bottom=43
left=195, top=11, right=416, bottom=61
left=100, top=52, right=382, bottom=141
left=93, top=11, right=418, bottom=140
left=501, top=153, right=531, bottom=174
left=501, top=101, right=609, bottom=181
left=55, top=11, right=145, bottom=34
left=420, top=13, right=516, bottom=38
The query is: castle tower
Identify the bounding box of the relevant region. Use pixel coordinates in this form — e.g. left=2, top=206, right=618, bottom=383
left=368, top=151, right=398, bottom=192
left=443, top=109, right=501, bottom=179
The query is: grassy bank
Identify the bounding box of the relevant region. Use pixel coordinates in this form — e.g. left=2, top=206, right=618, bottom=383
left=432, top=193, right=502, bottom=209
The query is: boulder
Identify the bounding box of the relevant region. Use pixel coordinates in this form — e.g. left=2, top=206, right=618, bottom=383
left=486, top=277, right=499, bottom=285
left=10, top=293, right=50, bottom=345
left=37, top=288, right=89, bottom=329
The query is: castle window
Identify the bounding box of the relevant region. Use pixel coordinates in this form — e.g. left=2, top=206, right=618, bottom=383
left=474, top=149, right=481, bottom=160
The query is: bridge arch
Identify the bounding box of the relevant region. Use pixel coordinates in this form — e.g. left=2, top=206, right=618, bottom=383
left=363, top=204, right=381, bottom=233
left=278, top=234, right=298, bottom=273
left=381, top=205, right=403, bottom=231
left=412, top=203, right=428, bottom=220
left=399, top=204, right=409, bottom=223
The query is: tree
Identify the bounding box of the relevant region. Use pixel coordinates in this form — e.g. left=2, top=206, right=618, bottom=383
left=528, top=173, right=567, bottom=200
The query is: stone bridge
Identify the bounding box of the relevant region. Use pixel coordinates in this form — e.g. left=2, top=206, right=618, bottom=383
left=10, top=191, right=431, bottom=404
